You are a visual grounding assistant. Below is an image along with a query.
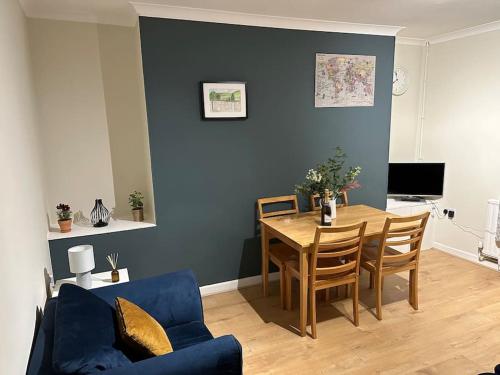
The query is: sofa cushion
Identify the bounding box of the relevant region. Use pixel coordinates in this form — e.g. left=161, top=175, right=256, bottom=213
left=91, top=270, right=204, bottom=328
left=166, top=321, right=214, bottom=350
left=115, top=297, right=173, bottom=357
left=53, top=284, right=130, bottom=374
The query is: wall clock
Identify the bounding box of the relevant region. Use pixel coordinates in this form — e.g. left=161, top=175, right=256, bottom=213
left=392, top=66, right=409, bottom=96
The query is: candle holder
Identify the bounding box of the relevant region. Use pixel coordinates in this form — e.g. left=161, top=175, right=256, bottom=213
left=91, top=199, right=110, bottom=227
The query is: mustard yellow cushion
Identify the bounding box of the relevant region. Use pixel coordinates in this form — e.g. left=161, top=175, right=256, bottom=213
left=115, top=297, right=173, bottom=357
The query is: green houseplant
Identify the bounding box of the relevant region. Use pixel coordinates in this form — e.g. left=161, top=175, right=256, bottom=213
left=128, top=191, right=144, bottom=222
left=295, top=147, right=362, bottom=215
left=56, top=203, right=73, bottom=233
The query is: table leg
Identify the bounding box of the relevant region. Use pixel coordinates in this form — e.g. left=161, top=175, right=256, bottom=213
left=299, top=250, right=308, bottom=337
left=261, top=225, right=269, bottom=296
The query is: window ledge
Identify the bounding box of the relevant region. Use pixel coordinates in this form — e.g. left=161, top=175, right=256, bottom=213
left=48, top=219, right=156, bottom=241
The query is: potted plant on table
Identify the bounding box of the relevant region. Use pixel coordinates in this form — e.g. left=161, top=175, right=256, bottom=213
left=295, top=147, right=362, bottom=219
left=56, top=203, right=73, bottom=233
left=128, top=191, right=144, bottom=222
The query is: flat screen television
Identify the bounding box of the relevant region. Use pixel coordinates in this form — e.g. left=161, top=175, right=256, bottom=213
left=388, top=162, right=445, bottom=200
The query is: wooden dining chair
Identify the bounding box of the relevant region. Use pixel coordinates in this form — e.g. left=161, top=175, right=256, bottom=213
left=285, top=221, right=367, bottom=338
left=309, top=191, right=349, bottom=211
left=360, top=212, right=430, bottom=320
left=257, top=195, right=299, bottom=309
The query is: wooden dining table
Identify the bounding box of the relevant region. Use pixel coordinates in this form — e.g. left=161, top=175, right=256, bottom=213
left=259, top=204, right=399, bottom=336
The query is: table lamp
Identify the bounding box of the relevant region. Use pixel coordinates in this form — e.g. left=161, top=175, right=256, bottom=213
left=68, top=245, right=95, bottom=289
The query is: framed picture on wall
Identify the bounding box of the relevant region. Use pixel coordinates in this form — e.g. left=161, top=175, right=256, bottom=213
left=201, top=82, right=247, bottom=120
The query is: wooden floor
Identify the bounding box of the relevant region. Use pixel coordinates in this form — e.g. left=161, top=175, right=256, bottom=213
left=203, top=250, right=500, bottom=374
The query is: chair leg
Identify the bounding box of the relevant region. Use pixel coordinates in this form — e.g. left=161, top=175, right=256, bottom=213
left=369, top=272, right=374, bottom=289
left=261, top=231, right=269, bottom=297
left=309, top=286, right=317, bottom=339
left=285, top=271, right=292, bottom=311
left=325, top=288, right=330, bottom=302
left=381, top=276, right=384, bottom=291
left=375, top=272, right=383, bottom=320
left=409, top=270, right=414, bottom=305
left=353, top=280, right=359, bottom=326
left=410, top=268, right=419, bottom=310
left=280, top=265, right=286, bottom=309
left=414, top=270, right=419, bottom=310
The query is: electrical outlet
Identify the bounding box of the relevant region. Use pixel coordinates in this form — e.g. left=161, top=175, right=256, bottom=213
left=442, top=208, right=456, bottom=219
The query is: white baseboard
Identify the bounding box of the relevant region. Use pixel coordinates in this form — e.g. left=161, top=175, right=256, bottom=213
left=200, top=272, right=280, bottom=297
left=434, top=241, right=477, bottom=262
left=434, top=242, right=499, bottom=271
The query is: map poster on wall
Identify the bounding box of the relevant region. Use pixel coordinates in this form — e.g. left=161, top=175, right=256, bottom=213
left=315, top=53, right=376, bottom=108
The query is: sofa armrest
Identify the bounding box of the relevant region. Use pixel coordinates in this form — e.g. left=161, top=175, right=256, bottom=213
left=26, top=299, right=57, bottom=375
left=91, top=269, right=203, bottom=327
left=100, top=335, right=242, bottom=375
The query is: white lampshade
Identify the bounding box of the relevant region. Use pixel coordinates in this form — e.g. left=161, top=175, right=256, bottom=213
left=68, top=245, right=95, bottom=274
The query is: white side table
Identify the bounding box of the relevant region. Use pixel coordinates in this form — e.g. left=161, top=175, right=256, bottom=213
left=386, top=198, right=436, bottom=250
left=51, top=268, right=129, bottom=297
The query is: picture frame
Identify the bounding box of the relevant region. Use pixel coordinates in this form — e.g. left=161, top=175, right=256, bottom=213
left=201, top=82, right=247, bottom=120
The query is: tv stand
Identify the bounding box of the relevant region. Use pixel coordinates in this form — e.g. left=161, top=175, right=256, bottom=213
left=386, top=198, right=437, bottom=250
left=399, top=196, right=425, bottom=202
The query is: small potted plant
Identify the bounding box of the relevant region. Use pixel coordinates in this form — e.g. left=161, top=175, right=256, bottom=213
left=128, top=191, right=144, bottom=222
left=56, top=203, right=73, bottom=233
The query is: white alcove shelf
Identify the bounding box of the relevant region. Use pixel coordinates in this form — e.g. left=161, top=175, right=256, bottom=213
left=48, top=218, right=156, bottom=241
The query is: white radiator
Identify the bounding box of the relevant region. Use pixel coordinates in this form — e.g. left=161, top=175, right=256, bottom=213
left=483, top=199, right=500, bottom=258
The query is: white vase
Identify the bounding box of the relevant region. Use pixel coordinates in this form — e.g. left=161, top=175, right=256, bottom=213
left=331, top=201, right=337, bottom=220
left=319, top=198, right=337, bottom=222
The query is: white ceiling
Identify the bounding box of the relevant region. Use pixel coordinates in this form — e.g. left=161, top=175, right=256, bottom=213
left=19, top=0, right=500, bottom=39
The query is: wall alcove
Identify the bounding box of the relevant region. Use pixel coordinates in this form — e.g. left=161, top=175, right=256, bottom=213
left=28, top=20, right=156, bottom=240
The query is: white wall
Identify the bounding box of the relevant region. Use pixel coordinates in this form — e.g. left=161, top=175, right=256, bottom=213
left=29, top=19, right=116, bottom=223
left=389, top=43, right=424, bottom=161
left=391, top=32, right=500, bottom=257
left=97, top=24, right=155, bottom=221
left=422, top=30, right=500, bottom=255
left=0, top=1, right=52, bottom=373
left=28, top=19, right=155, bottom=224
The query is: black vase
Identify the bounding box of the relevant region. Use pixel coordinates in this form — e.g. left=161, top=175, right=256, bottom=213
left=90, top=199, right=110, bottom=227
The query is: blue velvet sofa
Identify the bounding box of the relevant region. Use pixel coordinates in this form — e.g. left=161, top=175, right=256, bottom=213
left=27, top=270, right=242, bottom=375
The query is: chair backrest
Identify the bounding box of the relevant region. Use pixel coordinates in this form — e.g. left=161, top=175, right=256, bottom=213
left=257, top=195, right=299, bottom=219
left=376, top=212, right=430, bottom=268
left=309, top=191, right=349, bottom=211
left=310, top=221, right=367, bottom=283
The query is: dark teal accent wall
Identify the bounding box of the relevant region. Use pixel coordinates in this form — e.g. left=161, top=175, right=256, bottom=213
left=49, top=18, right=394, bottom=285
